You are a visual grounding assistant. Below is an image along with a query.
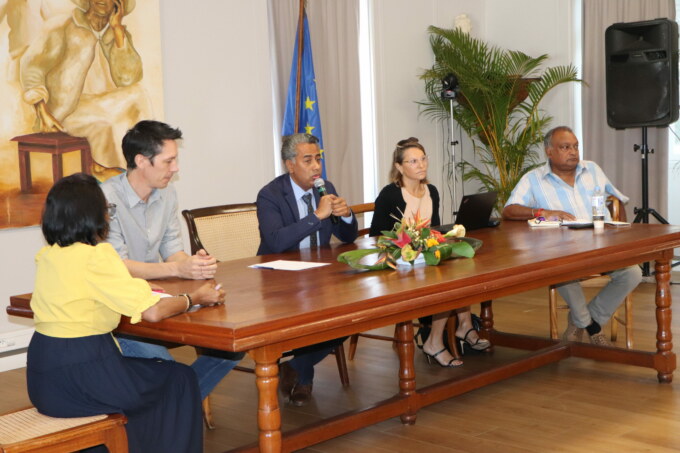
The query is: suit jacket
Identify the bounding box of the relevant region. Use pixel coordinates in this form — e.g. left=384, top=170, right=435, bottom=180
left=256, top=174, right=358, bottom=255
left=369, top=182, right=440, bottom=237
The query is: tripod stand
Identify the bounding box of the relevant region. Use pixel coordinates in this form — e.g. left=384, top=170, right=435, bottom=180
left=447, top=98, right=461, bottom=219
left=632, top=127, right=670, bottom=225
left=632, top=126, right=671, bottom=276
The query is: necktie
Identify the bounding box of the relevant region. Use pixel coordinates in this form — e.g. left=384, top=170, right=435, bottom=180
left=302, top=193, right=318, bottom=248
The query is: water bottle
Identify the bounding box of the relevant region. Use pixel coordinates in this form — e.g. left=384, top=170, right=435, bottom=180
left=591, top=186, right=605, bottom=230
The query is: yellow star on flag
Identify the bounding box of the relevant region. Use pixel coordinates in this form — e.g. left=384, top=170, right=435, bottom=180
left=320, top=148, right=325, bottom=157
left=305, top=124, right=315, bottom=135
left=305, top=96, right=316, bottom=111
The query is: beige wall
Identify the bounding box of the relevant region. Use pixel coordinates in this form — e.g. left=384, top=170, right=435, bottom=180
left=0, top=0, right=578, bottom=368
left=0, top=0, right=277, bottom=364
left=371, top=0, right=577, bottom=223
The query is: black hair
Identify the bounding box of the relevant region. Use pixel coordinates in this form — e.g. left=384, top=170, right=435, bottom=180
left=41, top=173, right=109, bottom=247
left=122, top=120, right=183, bottom=169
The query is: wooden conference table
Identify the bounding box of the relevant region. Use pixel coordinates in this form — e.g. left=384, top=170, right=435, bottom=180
left=9, top=221, right=680, bottom=452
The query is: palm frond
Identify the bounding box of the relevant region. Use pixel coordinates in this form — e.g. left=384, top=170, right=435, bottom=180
left=418, top=27, right=581, bottom=208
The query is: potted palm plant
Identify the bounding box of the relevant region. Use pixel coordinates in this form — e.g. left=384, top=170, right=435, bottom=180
left=419, top=26, right=581, bottom=210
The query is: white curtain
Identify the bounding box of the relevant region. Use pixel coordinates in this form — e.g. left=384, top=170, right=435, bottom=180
left=582, top=0, right=675, bottom=221
left=268, top=0, right=364, bottom=206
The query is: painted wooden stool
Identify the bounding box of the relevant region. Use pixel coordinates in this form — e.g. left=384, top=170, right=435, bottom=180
left=0, top=407, right=127, bottom=453
left=11, top=133, right=92, bottom=193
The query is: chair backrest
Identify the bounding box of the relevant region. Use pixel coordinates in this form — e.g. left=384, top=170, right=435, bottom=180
left=350, top=202, right=375, bottom=237
left=182, top=203, right=260, bottom=261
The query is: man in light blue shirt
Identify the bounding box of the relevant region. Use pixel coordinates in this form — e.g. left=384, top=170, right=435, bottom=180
left=503, top=126, right=642, bottom=346
left=102, top=120, right=242, bottom=401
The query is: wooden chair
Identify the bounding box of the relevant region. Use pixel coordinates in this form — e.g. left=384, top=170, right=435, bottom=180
left=548, top=196, right=633, bottom=348
left=182, top=203, right=261, bottom=260
left=351, top=202, right=375, bottom=237
left=181, top=203, right=350, bottom=403
left=0, top=407, right=127, bottom=453
left=346, top=203, right=462, bottom=360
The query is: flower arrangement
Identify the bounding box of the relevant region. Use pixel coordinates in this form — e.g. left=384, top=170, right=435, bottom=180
left=338, top=212, right=481, bottom=271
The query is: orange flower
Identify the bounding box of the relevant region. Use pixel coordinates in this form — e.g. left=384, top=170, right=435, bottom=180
left=430, top=229, right=445, bottom=242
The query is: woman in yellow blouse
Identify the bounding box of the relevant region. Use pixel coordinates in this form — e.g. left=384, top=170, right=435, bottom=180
left=27, top=173, right=224, bottom=453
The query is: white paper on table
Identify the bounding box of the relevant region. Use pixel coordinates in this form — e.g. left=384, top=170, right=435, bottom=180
left=527, top=218, right=561, bottom=228
left=606, top=220, right=631, bottom=226
left=249, top=260, right=331, bottom=271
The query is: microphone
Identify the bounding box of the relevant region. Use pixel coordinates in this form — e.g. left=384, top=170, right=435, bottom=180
left=313, top=178, right=338, bottom=224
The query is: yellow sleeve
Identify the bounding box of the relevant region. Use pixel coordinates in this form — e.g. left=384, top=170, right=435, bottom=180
left=86, top=243, right=160, bottom=324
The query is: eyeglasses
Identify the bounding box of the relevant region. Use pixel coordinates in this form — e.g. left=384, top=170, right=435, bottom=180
left=107, top=203, right=117, bottom=219
left=402, top=156, right=428, bottom=166
left=556, top=143, right=579, bottom=152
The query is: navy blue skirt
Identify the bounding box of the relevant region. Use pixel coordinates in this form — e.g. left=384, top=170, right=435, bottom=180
left=27, top=332, right=203, bottom=453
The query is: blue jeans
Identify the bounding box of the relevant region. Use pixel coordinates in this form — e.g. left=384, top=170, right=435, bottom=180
left=117, top=337, right=241, bottom=400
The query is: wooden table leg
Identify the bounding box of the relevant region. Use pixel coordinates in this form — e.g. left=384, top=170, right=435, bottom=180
left=480, top=300, right=494, bottom=351
left=81, top=145, right=93, bottom=174
left=654, top=258, right=676, bottom=383
left=395, top=321, right=416, bottom=425
left=251, top=347, right=283, bottom=453
left=18, top=149, right=31, bottom=193
left=52, top=152, right=64, bottom=184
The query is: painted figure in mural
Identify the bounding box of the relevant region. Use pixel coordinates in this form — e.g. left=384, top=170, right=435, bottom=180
left=0, top=0, right=45, bottom=62
left=19, top=0, right=151, bottom=177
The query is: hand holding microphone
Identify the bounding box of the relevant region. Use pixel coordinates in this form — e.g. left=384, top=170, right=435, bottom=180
left=313, top=178, right=339, bottom=224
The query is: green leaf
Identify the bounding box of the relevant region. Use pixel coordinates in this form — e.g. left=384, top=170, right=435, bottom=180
left=337, top=248, right=390, bottom=271
left=418, top=27, right=581, bottom=211
left=423, top=250, right=440, bottom=265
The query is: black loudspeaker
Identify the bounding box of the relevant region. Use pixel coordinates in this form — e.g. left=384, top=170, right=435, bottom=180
left=605, top=18, right=679, bottom=129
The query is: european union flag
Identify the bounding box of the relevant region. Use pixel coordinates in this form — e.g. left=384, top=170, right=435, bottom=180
left=282, top=11, right=326, bottom=178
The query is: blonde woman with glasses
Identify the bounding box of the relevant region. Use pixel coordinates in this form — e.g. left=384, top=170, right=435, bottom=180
left=369, top=137, right=490, bottom=367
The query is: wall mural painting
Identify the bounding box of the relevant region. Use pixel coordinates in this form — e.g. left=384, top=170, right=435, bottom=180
left=0, top=0, right=164, bottom=229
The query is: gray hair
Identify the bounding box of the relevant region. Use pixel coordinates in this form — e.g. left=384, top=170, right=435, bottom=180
left=543, top=126, right=575, bottom=150
left=281, top=133, right=319, bottom=162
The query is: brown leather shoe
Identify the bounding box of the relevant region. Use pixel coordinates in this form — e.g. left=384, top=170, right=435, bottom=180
left=290, top=383, right=313, bottom=407
left=279, top=362, right=297, bottom=397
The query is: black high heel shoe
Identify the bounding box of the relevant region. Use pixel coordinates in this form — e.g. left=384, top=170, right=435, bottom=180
left=423, top=348, right=463, bottom=367
left=457, top=328, right=491, bottom=351
left=414, top=326, right=430, bottom=350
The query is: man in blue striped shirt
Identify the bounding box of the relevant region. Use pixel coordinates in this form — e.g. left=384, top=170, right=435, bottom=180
left=502, top=126, right=642, bottom=346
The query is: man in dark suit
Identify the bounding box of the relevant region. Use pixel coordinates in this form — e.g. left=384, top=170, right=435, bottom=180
left=256, top=133, right=358, bottom=406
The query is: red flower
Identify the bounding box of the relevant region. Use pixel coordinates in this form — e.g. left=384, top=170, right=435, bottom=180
left=390, top=231, right=412, bottom=248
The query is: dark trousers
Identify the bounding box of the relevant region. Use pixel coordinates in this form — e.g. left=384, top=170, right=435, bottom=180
left=27, top=332, right=203, bottom=453
left=288, top=337, right=347, bottom=385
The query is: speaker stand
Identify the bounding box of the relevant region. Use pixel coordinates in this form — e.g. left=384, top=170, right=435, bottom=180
left=631, top=127, right=676, bottom=277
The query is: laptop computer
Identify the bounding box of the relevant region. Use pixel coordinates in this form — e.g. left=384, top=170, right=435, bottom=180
left=434, top=191, right=498, bottom=232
